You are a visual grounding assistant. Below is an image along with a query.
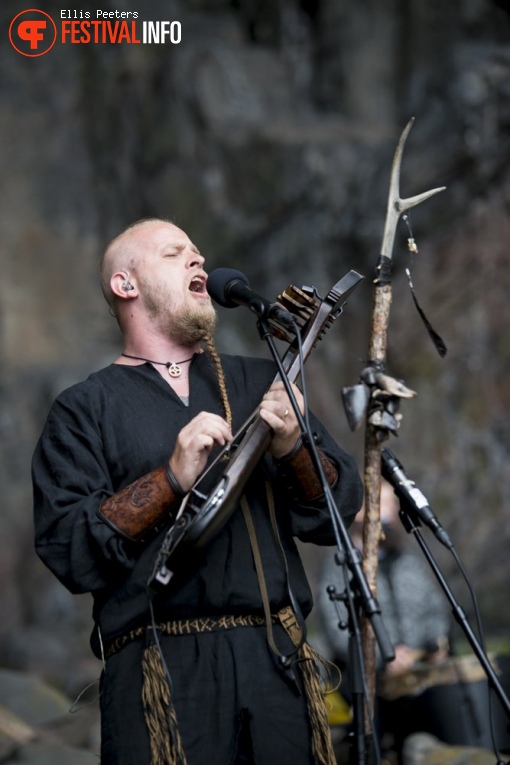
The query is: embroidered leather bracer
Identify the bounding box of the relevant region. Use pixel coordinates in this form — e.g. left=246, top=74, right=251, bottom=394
left=276, top=438, right=338, bottom=501
left=99, top=464, right=183, bottom=542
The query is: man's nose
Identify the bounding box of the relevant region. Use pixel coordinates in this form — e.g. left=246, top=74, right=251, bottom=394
left=187, top=251, right=204, bottom=268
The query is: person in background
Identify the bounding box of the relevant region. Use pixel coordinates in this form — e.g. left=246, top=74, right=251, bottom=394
left=32, top=218, right=363, bottom=765
left=316, top=479, right=450, bottom=760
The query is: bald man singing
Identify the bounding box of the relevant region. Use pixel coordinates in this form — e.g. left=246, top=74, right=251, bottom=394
left=33, top=218, right=363, bottom=765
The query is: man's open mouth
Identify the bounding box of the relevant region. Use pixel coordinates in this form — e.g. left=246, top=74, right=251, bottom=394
left=189, top=276, right=207, bottom=294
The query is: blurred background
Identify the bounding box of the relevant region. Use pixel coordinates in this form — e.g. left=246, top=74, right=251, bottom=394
left=1, top=0, right=509, bottom=759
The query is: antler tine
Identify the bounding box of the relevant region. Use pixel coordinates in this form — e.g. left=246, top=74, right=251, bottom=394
left=380, top=118, right=446, bottom=260
left=398, top=187, right=446, bottom=214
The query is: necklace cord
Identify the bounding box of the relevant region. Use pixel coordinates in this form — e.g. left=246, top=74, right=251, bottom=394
left=121, top=353, right=195, bottom=378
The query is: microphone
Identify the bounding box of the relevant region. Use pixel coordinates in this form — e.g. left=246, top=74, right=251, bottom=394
left=381, top=448, right=453, bottom=549
left=206, top=268, right=296, bottom=329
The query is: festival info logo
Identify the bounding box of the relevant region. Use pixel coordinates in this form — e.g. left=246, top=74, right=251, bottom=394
left=9, top=8, right=57, bottom=56
left=9, top=9, right=181, bottom=53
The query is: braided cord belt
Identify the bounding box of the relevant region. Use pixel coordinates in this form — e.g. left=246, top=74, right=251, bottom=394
left=104, top=612, right=285, bottom=661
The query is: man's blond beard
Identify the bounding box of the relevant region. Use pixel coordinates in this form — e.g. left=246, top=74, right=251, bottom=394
left=145, top=298, right=217, bottom=345
left=137, top=274, right=218, bottom=345
left=169, top=304, right=218, bottom=345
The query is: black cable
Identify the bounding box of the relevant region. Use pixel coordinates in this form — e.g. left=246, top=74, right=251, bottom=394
left=450, top=545, right=506, bottom=763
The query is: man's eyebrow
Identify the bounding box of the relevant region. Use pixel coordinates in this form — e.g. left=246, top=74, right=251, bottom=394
left=162, top=241, right=201, bottom=256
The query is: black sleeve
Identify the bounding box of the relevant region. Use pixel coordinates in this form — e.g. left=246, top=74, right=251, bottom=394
left=32, top=392, right=140, bottom=595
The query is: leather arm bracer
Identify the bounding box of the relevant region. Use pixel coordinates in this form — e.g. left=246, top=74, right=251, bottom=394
left=275, top=437, right=339, bottom=501
left=98, top=463, right=184, bottom=542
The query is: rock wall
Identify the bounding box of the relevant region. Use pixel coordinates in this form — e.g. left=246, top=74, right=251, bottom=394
left=1, top=0, right=509, bottom=702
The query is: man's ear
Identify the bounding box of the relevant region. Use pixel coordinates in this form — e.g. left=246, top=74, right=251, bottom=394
left=110, top=272, right=138, bottom=299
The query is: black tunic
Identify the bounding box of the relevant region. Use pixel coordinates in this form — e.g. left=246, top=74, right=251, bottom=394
left=32, top=352, right=363, bottom=764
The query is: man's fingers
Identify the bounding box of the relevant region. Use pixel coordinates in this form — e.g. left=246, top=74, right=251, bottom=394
left=182, top=412, right=233, bottom=444
left=262, top=382, right=304, bottom=416
left=170, top=412, right=233, bottom=490
left=259, top=402, right=292, bottom=431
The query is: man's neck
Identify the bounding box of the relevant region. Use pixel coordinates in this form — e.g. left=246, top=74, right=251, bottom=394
left=120, top=324, right=203, bottom=364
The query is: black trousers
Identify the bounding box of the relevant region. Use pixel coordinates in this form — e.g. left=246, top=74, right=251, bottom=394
left=100, top=623, right=316, bottom=765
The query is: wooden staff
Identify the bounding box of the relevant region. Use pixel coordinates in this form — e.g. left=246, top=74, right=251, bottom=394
left=361, top=118, right=445, bottom=714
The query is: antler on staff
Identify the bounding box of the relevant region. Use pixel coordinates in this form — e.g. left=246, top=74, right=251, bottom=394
left=380, top=117, right=446, bottom=264
left=353, top=117, right=446, bottom=720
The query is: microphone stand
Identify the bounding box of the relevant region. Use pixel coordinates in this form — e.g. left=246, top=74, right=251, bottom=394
left=256, top=314, right=395, bottom=765
left=397, top=496, right=510, bottom=729
left=327, top=571, right=377, bottom=765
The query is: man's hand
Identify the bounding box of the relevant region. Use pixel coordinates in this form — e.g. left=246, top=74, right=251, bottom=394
left=169, top=412, right=233, bottom=492
left=259, top=381, right=304, bottom=459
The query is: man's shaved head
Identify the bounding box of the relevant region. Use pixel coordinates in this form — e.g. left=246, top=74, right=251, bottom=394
left=100, top=218, right=170, bottom=307
left=99, top=217, right=216, bottom=343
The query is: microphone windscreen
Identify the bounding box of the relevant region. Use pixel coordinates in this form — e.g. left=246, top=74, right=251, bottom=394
left=207, top=268, right=250, bottom=308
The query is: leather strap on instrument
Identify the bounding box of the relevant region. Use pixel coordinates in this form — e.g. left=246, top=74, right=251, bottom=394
left=240, top=492, right=304, bottom=659
left=240, top=487, right=336, bottom=765
left=99, top=464, right=183, bottom=542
